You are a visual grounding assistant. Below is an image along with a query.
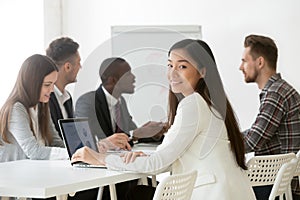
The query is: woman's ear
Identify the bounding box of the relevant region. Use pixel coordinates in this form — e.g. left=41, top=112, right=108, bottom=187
left=199, top=68, right=206, bottom=78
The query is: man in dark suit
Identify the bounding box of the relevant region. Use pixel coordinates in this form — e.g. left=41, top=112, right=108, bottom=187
left=76, top=57, right=163, bottom=149
left=46, top=37, right=99, bottom=200
left=75, top=57, right=164, bottom=199
left=46, top=37, right=81, bottom=137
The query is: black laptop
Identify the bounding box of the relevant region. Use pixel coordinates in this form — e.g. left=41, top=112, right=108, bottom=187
left=58, top=117, right=105, bottom=168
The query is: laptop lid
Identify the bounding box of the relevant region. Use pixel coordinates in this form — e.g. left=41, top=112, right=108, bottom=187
left=58, top=117, right=98, bottom=159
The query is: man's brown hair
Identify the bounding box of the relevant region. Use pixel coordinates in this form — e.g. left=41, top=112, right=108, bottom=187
left=244, top=34, right=278, bottom=70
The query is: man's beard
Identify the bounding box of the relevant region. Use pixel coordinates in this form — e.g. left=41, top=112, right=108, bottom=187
left=244, top=70, right=258, bottom=83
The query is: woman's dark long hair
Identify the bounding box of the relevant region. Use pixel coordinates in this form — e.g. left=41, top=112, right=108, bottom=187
left=167, top=39, right=247, bottom=170
left=0, top=54, right=58, bottom=145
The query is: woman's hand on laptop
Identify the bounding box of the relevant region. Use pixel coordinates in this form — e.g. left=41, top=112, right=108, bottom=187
left=71, top=146, right=106, bottom=166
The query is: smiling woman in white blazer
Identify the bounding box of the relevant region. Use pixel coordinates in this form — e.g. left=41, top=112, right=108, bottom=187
left=71, top=39, right=256, bottom=200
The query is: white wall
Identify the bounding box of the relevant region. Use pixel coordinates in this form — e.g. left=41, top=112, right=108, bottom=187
left=0, top=0, right=44, bottom=107
left=2, top=1, right=298, bottom=130
left=0, top=0, right=286, bottom=130
left=57, top=0, right=300, bottom=129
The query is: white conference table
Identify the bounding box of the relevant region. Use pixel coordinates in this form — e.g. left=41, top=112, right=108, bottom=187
left=0, top=143, right=159, bottom=200
left=0, top=159, right=146, bottom=199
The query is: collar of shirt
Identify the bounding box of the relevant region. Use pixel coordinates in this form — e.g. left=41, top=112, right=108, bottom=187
left=102, top=86, right=122, bottom=131
left=262, top=73, right=281, bottom=92
left=54, top=85, right=71, bottom=105
left=260, top=73, right=281, bottom=99
left=101, top=86, right=120, bottom=107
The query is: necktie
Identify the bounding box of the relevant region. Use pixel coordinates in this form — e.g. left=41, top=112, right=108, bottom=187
left=114, top=101, right=123, bottom=133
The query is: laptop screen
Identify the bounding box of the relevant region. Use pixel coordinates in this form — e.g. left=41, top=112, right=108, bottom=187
left=58, top=118, right=98, bottom=158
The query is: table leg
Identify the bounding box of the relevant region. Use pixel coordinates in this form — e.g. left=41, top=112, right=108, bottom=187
left=109, top=184, right=117, bottom=200
left=151, top=175, right=157, bottom=187
left=56, top=194, right=68, bottom=200
left=139, top=176, right=148, bottom=185
left=96, top=187, right=103, bottom=200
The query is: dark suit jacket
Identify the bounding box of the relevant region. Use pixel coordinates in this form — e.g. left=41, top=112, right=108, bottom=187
left=75, top=85, right=137, bottom=140
left=49, top=92, right=74, bottom=138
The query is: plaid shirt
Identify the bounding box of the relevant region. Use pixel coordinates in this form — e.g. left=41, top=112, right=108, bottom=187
left=243, top=73, right=300, bottom=194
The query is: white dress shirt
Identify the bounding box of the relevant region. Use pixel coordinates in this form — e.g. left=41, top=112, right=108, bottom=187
left=102, top=86, right=120, bottom=132
left=53, top=85, right=71, bottom=119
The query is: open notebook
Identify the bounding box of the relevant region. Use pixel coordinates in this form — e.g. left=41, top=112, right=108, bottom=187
left=58, top=117, right=105, bottom=168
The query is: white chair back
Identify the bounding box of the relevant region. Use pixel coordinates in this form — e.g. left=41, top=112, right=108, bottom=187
left=268, top=158, right=298, bottom=200
left=295, top=150, right=300, bottom=185
left=246, top=152, right=296, bottom=187
left=152, top=170, right=197, bottom=200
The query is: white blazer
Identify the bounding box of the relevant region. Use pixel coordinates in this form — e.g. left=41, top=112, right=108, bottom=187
left=106, top=93, right=256, bottom=200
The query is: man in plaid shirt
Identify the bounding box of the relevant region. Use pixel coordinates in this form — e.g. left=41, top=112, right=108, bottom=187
left=240, top=34, right=300, bottom=200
